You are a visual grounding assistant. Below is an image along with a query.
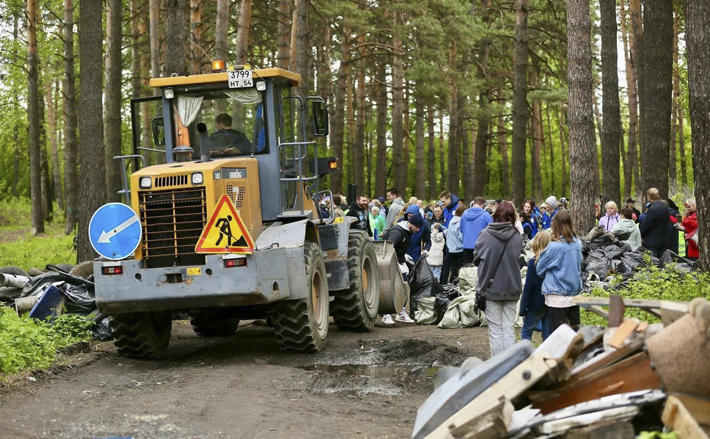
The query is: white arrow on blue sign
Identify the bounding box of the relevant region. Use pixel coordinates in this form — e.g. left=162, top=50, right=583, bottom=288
left=89, top=203, right=142, bottom=260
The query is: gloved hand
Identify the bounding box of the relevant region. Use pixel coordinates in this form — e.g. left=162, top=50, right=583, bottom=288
left=399, top=263, right=409, bottom=275
left=421, top=250, right=429, bottom=258
left=405, top=254, right=413, bottom=264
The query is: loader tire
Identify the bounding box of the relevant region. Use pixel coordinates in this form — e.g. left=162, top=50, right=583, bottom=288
left=111, top=311, right=172, bottom=359
left=189, top=309, right=239, bottom=337
left=331, top=231, right=379, bottom=332
left=271, top=242, right=329, bottom=352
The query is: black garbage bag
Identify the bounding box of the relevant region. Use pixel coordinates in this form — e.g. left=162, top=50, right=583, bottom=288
left=61, top=284, right=96, bottom=315
left=601, top=244, right=625, bottom=261
left=581, top=239, right=591, bottom=258
left=92, top=316, right=113, bottom=341
left=590, top=234, right=616, bottom=250
left=432, top=285, right=461, bottom=325
left=586, top=250, right=609, bottom=279
left=619, top=250, right=648, bottom=272
left=410, top=258, right=444, bottom=313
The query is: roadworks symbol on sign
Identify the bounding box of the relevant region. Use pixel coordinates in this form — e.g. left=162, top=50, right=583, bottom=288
left=195, top=194, right=255, bottom=254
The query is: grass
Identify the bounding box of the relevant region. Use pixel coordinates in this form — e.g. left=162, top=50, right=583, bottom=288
left=0, top=199, right=76, bottom=270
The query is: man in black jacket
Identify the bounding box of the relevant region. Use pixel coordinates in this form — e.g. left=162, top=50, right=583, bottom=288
left=639, top=188, right=670, bottom=258
left=347, top=194, right=372, bottom=236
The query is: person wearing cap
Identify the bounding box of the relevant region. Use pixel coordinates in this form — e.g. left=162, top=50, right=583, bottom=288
left=625, top=197, right=641, bottom=223
left=404, top=204, right=431, bottom=263
left=379, top=213, right=422, bottom=325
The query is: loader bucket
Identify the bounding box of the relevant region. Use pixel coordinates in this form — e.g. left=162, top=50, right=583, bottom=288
left=372, top=241, right=409, bottom=314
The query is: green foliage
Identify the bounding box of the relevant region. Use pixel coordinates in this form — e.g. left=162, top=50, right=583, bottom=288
left=637, top=431, right=678, bottom=439
left=0, top=199, right=76, bottom=268
left=581, top=263, right=710, bottom=327
left=0, top=308, right=91, bottom=376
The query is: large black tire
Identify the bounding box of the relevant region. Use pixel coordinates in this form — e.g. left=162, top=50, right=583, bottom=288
left=271, top=242, right=329, bottom=352
left=331, top=231, right=380, bottom=332
left=189, top=309, right=239, bottom=337
left=0, top=266, right=29, bottom=277
left=110, top=311, right=172, bottom=359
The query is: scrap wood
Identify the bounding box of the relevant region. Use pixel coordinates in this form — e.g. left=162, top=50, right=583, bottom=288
left=608, top=294, right=625, bottom=327
left=536, top=406, right=638, bottom=436
left=662, top=395, right=710, bottom=439
left=528, top=352, right=661, bottom=414
left=574, top=297, right=689, bottom=324
left=446, top=398, right=514, bottom=439
left=568, top=338, right=644, bottom=381
left=607, top=320, right=639, bottom=349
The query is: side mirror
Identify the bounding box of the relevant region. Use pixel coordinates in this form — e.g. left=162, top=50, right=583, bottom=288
left=151, top=113, right=165, bottom=146
left=312, top=100, right=329, bottom=137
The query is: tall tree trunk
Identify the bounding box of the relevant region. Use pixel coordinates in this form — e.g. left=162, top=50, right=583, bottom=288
left=105, top=0, right=123, bottom=202
left=40, top=93, right=53, bottom=223
left=392, top=11, right=406, bottom=192
left=685, top=0, right=710, bottom=270
left=439, top=111, right=446, bottom=193
left=498, top=115, right=510, bottom=197
left=447, top=84, right=459, bottom=194
left=190, top=0, right=205, bottom=75
left=458, top=91, right=469, bottom=198
left=353, top=45, right=367, bottom=194
left=64, top=0, right=79, bottom=233
left=546, top=105, right=555, bottom=195
left=165, top=0, right=188, bottom=76
left=294, top=0, right=310, bottom=98
left=558, top=107, right=568, bottom=196
left=12, top=14, right=20, bottom=199
left=346, top=76, right=355, bottom=187
left=567, top=0, right=597, bottom=236
left=374, top=55, right=388, bottom=197
left=600, top=0, right=621, bottom=205
left=472, top=11, right=492, bottom=197
left=532, top=94, right=543, bottom=199
left=131, top=0, right=143, bottom=98
left=330, top=28, right=351, bottom=194
left=47, top=82, right=64, bottom=211
left=77, top=0, right=107, bottom=262
left=235, top=0, right=252, bottom=64
left=415, top=99, right=425, bottom=198
left=512, top=0, right=529, bottom=205
left=591, top=88, right=602, bottom=196
left=28, top=0, right=44, bottom=234
left=427, top=105, right=436, bottom=200
left=289, top=0, right=298, bottom=72
left=215, top=0, right=229, bottom=63
left=277, top=0, right=291, bottom=69
left=620, top=0, right=639, bottom=197
left=678, top=102, right=687, bottom=187
left=637, top=0, right=673, bottom=199
left=669, top=6, right=680, bottom=186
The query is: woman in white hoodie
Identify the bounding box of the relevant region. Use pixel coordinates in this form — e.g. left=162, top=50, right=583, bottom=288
left=427, top=226, right=446, bottom=282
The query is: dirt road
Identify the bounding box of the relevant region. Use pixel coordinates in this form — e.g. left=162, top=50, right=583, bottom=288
left=0, top=320, right=490, bottom=439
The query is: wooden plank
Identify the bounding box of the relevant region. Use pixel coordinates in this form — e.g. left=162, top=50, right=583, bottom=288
left=608, top=294, right=626, bottom=327
left=567, top=338, right=644, bottom=380
left=608, top=320, right=639, bottom=348
left=574, top=297, right=685, bottom=322
left=529, top=352, right=661, bottom=414
left=662, top=395, right=710, bottom=439
left=637, top=321, right=649, bottom=333
left=448, top=398, right=514, bottom=439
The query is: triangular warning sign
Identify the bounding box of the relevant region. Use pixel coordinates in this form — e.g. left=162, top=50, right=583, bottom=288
left=195, top=194, right=255, bottom=254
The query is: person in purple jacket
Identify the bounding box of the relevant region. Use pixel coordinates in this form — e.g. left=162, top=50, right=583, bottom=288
left=598, top=201, right=620, bottom=231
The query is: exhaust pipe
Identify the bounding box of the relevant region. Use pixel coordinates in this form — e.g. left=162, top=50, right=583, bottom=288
left=197, top=123, right=211, bottom=163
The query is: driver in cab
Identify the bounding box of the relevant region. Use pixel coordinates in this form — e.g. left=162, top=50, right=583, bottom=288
left=209, top=113, right=252, bottom=157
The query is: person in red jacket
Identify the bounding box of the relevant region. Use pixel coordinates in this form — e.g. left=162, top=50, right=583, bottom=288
left=679, top=199, right=698, bottom=260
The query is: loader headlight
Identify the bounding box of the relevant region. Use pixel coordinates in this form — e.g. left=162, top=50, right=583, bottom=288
left=139, top=177, right=152, bottom=189
left=191, top=172, right=203, bottom=185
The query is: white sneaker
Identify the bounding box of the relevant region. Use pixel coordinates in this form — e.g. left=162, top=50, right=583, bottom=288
left=395, top=311, right=415, bottom=324
left=381, top=314, right=395, bottom=325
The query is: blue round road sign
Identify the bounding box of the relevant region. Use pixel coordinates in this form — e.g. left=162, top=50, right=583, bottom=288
left=89, top=203, right=142, bottom=260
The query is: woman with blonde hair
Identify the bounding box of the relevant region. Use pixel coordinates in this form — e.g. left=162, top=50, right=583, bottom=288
left=598, top=201, right=620, bottom=231
left=519, top=232, right=552, bottom=341
left=536, top=211, right=583, bottom=332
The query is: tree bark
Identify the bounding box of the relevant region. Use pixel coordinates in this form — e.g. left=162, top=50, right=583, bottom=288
left=637, top=0, right=673, bottom=199
left=447, top=83, right=459, bottom=194
left=685, top=0, right=710, bottom=270
left=190, top=0, right=206, bottom=75
left=619, top=0, right=639, bottom=197
left=532, top=92, right=543, bottom=199
left=105, top=0, right=123, bottom=202
left=28, top=0, right=44, bottom=234
left=415, top=99, right=425, bottom=198
left=439, top=111, right=446, bottom=193
left=165, top=0, right=189, bottom=76
left=600, top=0, right=621, bottom=206
left=353, top=41, right=367, bottom=194
left=64, top=0, right=79, bottom=233
left=215, top=0, right=229, bottom=63
left=374, top=54, right=388, bottom=198
left=678, top=100, right=687, bottom=187
left=499, top=115, right=510, bottom=197
left=235, top=0, right=253, bottom=64
left=669, top=6, right=680, bottom=186
left=512, top=0, right=529, bottom=205
left=392, top=10, right=406, bottom=193
left=558, top=107, right=568, bottom=197
left=473, top=9, right=492, bottom=198
left=330, top=27, right=351, bottom=194
left=567, top=0, right=597, bottom=236
left=427, top=105, right=436, bottom=200
left=77, top=0, right=107, bottom=262
left=294, top=0, right=311, bottom=98
left=546, top=104, right=555, bottom=196
left=47, top=82, right=64, bottom=211
left=277, top=0, right=291, bottom=69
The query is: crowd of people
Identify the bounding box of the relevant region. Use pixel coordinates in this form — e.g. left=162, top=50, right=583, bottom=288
left=316, top=187, right=699, bottom=356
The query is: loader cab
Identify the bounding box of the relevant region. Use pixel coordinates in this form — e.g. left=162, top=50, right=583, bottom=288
left=128, top=67, right=332, bottom=223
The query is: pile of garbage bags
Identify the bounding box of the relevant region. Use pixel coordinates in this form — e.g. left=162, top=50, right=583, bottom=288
left=0, top=264, right=112, bottom=341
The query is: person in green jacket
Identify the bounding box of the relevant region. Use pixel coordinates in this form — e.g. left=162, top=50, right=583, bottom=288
left=369, top=206, right=386, bottom=239
left=611, top=208, right=642, bottom=249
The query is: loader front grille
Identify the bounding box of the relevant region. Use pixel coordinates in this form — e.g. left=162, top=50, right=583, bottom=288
left=139, top=186, right=207, bottom=268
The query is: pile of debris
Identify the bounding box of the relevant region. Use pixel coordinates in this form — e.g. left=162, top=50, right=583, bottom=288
left=0, top=264, right=111, bottom=340
left=412, top=296, right=710, bottom=439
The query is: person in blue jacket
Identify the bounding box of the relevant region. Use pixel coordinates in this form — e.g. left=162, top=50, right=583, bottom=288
left=460, top=196, right=493, bottom=264
left=404, top=204, right=431, bottom=262
left=536, top=210, right=583, bottom=332
left=438, top=190, right=461, bottom=228
left=519, top=232, right=552, bottom=341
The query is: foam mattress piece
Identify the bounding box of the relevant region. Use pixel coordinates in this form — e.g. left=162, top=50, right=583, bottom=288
left=412, top=340, right=534, bottom=439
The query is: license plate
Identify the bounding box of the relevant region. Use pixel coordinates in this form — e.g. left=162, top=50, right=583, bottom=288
left=228, top=70, right=253, bottom=88
left=187, top=267, right=202, bottom=276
